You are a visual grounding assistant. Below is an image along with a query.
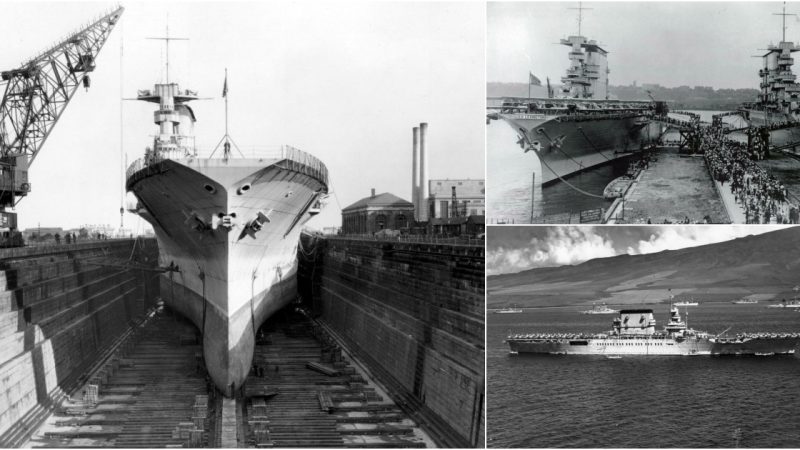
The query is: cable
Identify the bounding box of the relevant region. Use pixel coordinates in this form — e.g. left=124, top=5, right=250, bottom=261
left=537, top=153, right=606, bottom=199
left=119, top=16, right=125, bottom=231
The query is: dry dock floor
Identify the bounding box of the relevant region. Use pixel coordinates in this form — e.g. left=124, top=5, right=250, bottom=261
left=22, top=307, right=431, bottom=448
left=242, top=310, right=432, bottom=448
left=610, top=148, right=729, bottom=224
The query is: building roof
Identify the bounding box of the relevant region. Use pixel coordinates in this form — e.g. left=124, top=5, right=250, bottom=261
left=342, top=192, right=413, bottom=212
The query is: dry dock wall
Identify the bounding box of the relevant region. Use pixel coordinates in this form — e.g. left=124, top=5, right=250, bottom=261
left=0, top=239, right=159, bottom=446
left=300, top=236, right=485, bottom=448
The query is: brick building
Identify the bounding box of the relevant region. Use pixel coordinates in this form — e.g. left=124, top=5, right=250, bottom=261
left=341, top=189, right=414, bottom=234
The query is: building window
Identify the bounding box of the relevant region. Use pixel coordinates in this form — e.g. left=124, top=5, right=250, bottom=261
left=376, top=214, right=387, bottom=230
left=396, top=214, right=407, bottom=229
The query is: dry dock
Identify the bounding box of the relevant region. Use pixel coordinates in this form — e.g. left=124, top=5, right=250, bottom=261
left=1, top=235, right=485, bottom=448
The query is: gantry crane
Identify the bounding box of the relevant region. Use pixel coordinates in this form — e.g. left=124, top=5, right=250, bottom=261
left=0, top=6, right=123, bottom=245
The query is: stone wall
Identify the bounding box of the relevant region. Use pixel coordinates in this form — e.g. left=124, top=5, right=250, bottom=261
left=0, top=239, right=159, bottom=445
left=300, top=235, right=484, bottom=447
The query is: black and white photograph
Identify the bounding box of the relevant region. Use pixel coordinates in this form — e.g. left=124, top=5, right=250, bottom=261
left=487, top=224, right=800, bottom=447
left=0, top=2, right=485, bottom=448
left=487, top=2, right=800, bottom=225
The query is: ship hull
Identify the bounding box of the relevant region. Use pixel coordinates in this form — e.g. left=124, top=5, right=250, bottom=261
left=499, top=113, right=651, bottom=185
left=127, top=156, right=326, bottom=395
left=742, top=109, right=800, bottom=150
left=508, top=337, right=800, bottom=356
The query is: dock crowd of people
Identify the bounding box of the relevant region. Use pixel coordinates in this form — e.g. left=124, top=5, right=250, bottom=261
left=702, top=126, right=800, bottom=224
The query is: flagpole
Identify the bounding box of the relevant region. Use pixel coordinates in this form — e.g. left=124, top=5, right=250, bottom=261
left=224, top=68, right=229, bottom=141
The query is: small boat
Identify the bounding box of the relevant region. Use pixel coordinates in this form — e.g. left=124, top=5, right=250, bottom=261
left=755, top=352, right=775, bottom=356
left=674, top=300, right=699, bottom=306
left=767, top=299, right=800, bottom=308
left=495, top=305, right=523, bottom=314
left=603, top=177, right=634, bottom=199
left=732, top=298, right=758, bottom=304
left=581, top=302, right=619, bottom=314
left=605, top=355, right=622, bottom=360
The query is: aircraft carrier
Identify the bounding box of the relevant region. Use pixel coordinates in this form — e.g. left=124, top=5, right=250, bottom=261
left=488, top=6, right=660, bottom=185
left=125, top=76, right=328, bottom=397
left=507, top=305, right=800, bottom=356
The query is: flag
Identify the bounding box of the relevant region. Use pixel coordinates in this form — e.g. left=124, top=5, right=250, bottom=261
left=529, top=72, right=542, bottom=86
left=222, top=73, right=228, bottom=98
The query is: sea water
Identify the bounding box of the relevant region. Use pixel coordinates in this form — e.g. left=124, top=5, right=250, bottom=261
left=487, top=303, right=800, bottom=448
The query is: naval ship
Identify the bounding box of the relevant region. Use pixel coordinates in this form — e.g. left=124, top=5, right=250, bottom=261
left=488, top=6, right=660, bottom=185
left=126, top=77, right=328, bottom=396
left=506, top=306, right=800, bottom=356
left=737, top=5, right=800, bottom=149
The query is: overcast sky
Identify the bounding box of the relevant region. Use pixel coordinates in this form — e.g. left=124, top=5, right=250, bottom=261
left=1, top=1, right=485, bottom=232
left=488, top=1, right=795, bottom=89
left=487, top=225, right=791, bottom=276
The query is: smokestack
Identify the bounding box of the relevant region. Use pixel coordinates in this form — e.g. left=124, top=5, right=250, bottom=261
left=419, top=122, right=429, bottom=221
left=412, top=127, right=420, bottom=221
left=371, top=188, right=375, bottom=198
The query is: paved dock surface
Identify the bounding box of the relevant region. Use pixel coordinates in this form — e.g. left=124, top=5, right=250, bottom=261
left=609, top=148, right=729, bottom=223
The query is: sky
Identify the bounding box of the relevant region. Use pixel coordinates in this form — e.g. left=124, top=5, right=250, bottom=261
left=1, top=1, right=485, bottom=232
left=488, top=1, right=796, bottom=89
left=486, top=225, right=792, bottom=276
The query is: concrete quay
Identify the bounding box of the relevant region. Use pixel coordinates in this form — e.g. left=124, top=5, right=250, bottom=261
left=606, top=148, right=730, bottom=224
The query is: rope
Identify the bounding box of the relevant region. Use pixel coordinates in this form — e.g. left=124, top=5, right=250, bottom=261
left=536, top=128, right=586, bottom=170
left=538, top=154, right=606, bottom=199
left=577, top=127, right=614, bottom=162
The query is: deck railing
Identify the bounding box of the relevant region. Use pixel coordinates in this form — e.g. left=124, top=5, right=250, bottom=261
left=126, top=144, right=329, bottom=187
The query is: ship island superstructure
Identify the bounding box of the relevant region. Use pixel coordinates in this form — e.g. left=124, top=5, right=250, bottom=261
left=737, top=4, right=800, bottom=148
left=488, top=6, right=660, bottom=185
left=506, top=306, right=800, bottom=356
left=126, top=80, right=328, bottom=396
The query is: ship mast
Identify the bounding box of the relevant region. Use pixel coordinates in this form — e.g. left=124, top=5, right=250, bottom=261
left=569, top=2, right=592, bottom=36
left=773, top=2, right=795, bottom=43
left=146, top=22, right=188, bottom=84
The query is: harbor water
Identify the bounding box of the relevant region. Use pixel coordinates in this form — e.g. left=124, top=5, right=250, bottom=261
left=487, top=303, right=800, bottom=448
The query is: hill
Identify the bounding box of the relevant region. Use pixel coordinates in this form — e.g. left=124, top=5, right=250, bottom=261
left=488, top=228, right=800, bottom=308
